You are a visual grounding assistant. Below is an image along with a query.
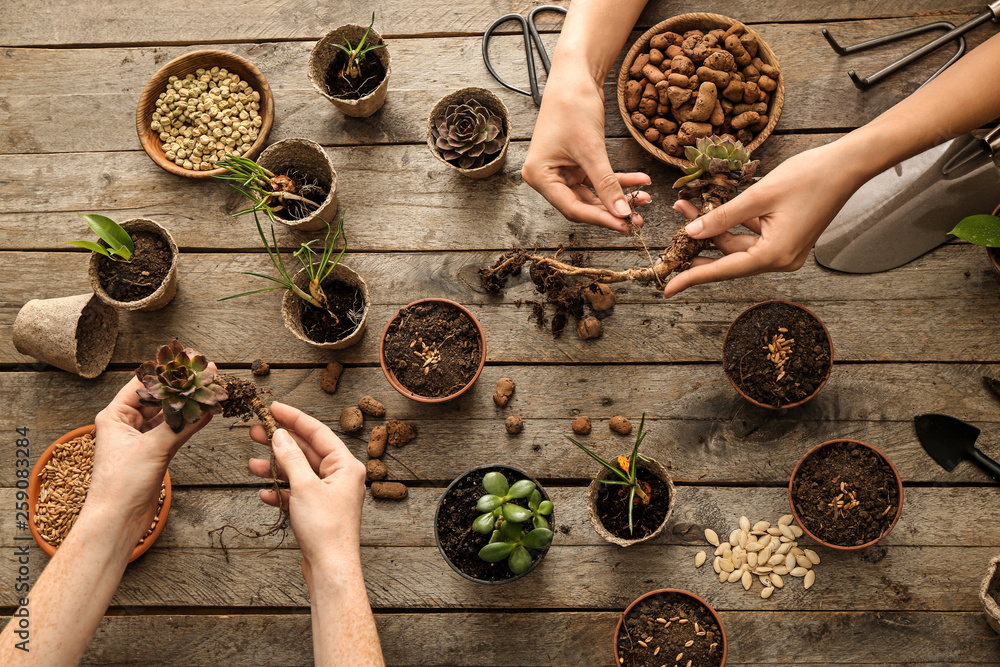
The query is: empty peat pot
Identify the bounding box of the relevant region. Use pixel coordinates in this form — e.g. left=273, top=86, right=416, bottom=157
left=12, top=293, right=119, bottom=378
left=89, top=218, right=179, bottom=312
left=28, top=426, right=171, bottom=563
left=379, top=298, right=486, bottom=403
left=789, top=439, right=904, bottom=550
left=586, top=455, right=675, bottom=547
left=308, top=23, right=390, bottom=117
left=614, top=588, right=727, bottom=666
left=722, top=300, right=833, bottom=409
left=434, top=464, right=553, bottom=585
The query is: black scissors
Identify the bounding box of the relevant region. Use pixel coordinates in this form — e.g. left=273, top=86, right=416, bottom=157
left=482, top=5, right=567, bottom=106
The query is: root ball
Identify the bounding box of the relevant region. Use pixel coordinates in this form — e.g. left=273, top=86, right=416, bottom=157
left=366, top=459, right=388, bottom=481
left=368, top=425, right=387, bottom=458
left=493, top=377, right=516, bottom=407
left=387, top=419, right=417, bottom=447
left=372, top=481, right=408, bottom=500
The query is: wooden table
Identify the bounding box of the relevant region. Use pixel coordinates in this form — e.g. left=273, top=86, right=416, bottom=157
left=3, top=1, right=1000, bottom=664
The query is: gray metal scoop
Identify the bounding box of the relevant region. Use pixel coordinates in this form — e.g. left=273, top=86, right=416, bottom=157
left=815, top=132, right=1000, bottom=273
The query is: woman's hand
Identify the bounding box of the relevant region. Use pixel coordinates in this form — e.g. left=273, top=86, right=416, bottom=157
left=248, top=402, right=367, bottom=577
left=521, top=63, right=651, bottom=234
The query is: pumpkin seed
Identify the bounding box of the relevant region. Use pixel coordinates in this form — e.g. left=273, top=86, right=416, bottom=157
left=804, top=569, right=816, bottom=589
left=753, top=520, right=770, bottom=531
left=785, top=553, right=796, bottom=571
left=779, top=524, right=795, bottom=539
left=705, top=528, right=720, bottom=546
left=776, top=542, right=793, bottom=555
left=761, top=586, right=774, bottom=599
left=741, top=570, right=752, bottom=590
left=720, top=559, right=734, bottom=573
left=790, top=525, right=804, bottom=538
left=748, top=552, right=758, bottom=568
left=772, top=564, right=789, bottom=575
left=719, top=570, right=728, bottom=583
left=695, top=551, right=707, bottom=567
left=795, top=554, right=813, bottom=570
left=767, top=526, right=783, bottom=536
left=715, top=543, right=730, bottom=556
left=755, top=566, right=773, bottom=573
left=713, top=556, right=722, bottom=574
left=729, top=529, right=740, bottom=546
left=790, top=566, right=808, bottom=577
left=768, top=553, right=784, bottom=566
left=740, top=516, right=751, bottom=532
left=728, top=569, right=743, bottom=583
left=804, top=549, right=821, bottom=565
left=770, top=573, right=784, bottom=588
left=778, top=514, right=794, bottom=527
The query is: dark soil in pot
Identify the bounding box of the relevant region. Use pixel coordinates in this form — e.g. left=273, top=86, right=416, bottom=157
left=97, top=231, right=171, bottom=302
left=271, top=166, right=330, bottom=222
left=791, top=441, right=899, bottom=547
left=437, top=466, right=553, bottom=582
left=596, top=467, right=671, bottom=541
left=383, top=302, right=482, bottom=398
left=326, top=50, right=386, bottom=100
left=617, top=592, right=724, bottom=667
left=300, top=279, right=366, bottom=344
left=724, top=301, right=831, bottom=408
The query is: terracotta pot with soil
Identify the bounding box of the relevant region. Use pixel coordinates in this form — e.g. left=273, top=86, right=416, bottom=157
left=426, top=87, right=510, bottom=179
left=281, top=265, right=369, bottom=349
left=789, top=439, right=903, bottom=550
left=255, top=138, right=338, bottom=231
left=380, top=299, right=486, bottom=403
left=981, top=555, right=1000, bottom=635
left=308, top=22, right=390, bottom=117
left=27, top=426, right=171, bottom=563
left=723, top=300, right=833, bottom=409
left=89, top=218, right=179, bottom=312
left=434, top=464, right=554, bottom=584
left=12, top=293, right=119, bottom=378
left=615, top=588, right=727, bottom=666
left=586, top=456, right=675, bottom=547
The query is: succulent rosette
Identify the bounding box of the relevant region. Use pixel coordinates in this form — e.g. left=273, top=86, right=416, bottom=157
left=135, top=340, right=228, bottom=433
left=432, top=99, right=506, bottom=169
left=673, top=135, right=752, bottom=188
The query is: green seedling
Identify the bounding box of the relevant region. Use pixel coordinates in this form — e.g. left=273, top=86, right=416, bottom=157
left=334, top=13, right=386, bottom=80
left=67, top=213, right=134, bottom=262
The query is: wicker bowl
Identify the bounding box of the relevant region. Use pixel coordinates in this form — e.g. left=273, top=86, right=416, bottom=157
left=136, top=49, right=275, bottom=179
left=617, top=13, right=784, bottom=168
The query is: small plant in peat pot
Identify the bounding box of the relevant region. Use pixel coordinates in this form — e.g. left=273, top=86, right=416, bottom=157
left=951, top=205, right=1000, bottom=277
left=70, top=213, right=179, bottom=312
left=308, top=14, right=391, bottom=117
left=570, top=415, right=676, bottom=547
left=723, top=300, right=833, bottom=409
left=615, top=589, right=727, bottom=667
left=435, top=465, right=555, bottom=583
left=427, top=87, right=511, bottom=179
left=789, top=439, right=903, bottom=550
left=379, top=299, right=486, bottom=403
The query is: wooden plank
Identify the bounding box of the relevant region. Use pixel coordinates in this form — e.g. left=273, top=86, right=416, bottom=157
left=9, top=611, right=983, bottom=666
left=0, top=17, right=987, bottom=153
left=3, top=363, right=1000, bottom=485
left=0, top=1, right=983, bottom=47
left=3, top=486, right=997, bottom=550
left=0, top=544, right=995, bottom=610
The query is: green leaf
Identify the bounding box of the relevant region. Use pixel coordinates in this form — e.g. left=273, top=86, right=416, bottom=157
left=672, top=171, right=703, bottom=189
left=950, top=215, right=1000, bottom=247
left=216, top=286, right=287, bottom=301
left=528, top=489, right=541, bottom=510
left=508, top=479, right=536, bottom=499
left=627, top=486, right=636, bottom=535
left=488, top=529, right=501, bottom=544
left=109, top=245, right=133, bottom=261
left=566, top=436, right=630, bottom=483
left=521, top=528, right=554, bottom=550
left=502, top=503, right=531, bottom=523
left=79, top=213, right=134, bottom=256
left=482, top=471, right=509, bottom=497
left=476, top=494, right=503, bottom=513
left=66, top=240, right=114, bottom=258
left=684, top=146, right=701, bottom=162
left=537, top=500, right=554, bottom=516
left=472, top=512, right=496, bottom=534
left=499, top=519, right=522, bottom=541
left=508, top=546, right=532, bottom=574
left=478, top=541, right=515, bottom=562
left=532, top=515, right=549, bottom=530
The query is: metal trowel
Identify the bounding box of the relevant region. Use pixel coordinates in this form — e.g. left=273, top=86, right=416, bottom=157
left=815, top=130, right=1000, bottom=273
left=914, top=413, right=1000, bottom=481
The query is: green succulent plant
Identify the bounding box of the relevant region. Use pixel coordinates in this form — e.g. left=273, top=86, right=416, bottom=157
left=67, top=213, right=134, bottom=262
left=431, top=99, right=506, bottom=169
left=673, top=135, right=751, bottom=189
left=135, top=340, right=228, bottom=433
left=472, top=471, right=554, bottom=575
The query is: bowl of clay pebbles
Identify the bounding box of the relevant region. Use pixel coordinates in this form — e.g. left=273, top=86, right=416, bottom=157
left=618, top=13, right=783, bottom=167
left=722, top=300, right=833, bottom=409
left=27, top=426, right=171, bottom=562
left=434, top=464, right=555, bottom=584
left=614, top=588, right=727, bottom=666
left=379, top=298, right=487, bottom=403
left=136, top=49, right=274, bottom=179
left=789, top=439, right=903, bottom=550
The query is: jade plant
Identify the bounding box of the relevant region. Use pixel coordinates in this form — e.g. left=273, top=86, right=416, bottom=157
left=135, top=340, right=228, bottom=433
left=332, top=13, right=386, bottom=81
left=431, top=99, right=507, bottom=170
left=951, top=214, right=1000, bottom=248
left=67, top=213, right=134, bottom=262
left=473, top=471, right=554, bottom=574
left=567, top=414, right=652, bottom=534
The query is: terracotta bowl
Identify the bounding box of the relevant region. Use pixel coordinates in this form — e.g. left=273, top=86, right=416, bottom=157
left=723, top=300, right=834, bottom=410
left=136, top=49, right=274, bottom=179
left=27, top=425, right=171, bottom=563
left=617, top=12, right=784, bottom=168
left=379, top=298, right=487, bottom=403
left=788, top=438, right=903, bottom=551
left=614, top=588, right=728, bottom=666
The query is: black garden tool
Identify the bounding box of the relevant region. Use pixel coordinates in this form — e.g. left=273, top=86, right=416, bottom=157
left=914, top=413, right=1000, bottom=481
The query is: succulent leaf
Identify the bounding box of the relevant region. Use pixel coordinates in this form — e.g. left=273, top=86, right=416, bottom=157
left=135, top=340, right=227, bottom=434
left=482, top=472, right=509, bottom=497
left=430, top=98, right=507, bottom=170
left=508, top=546, right=532, bottom=574
left=507, top=479, right=536, bottom=499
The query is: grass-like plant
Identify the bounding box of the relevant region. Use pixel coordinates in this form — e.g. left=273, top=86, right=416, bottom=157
left=567, top=414, right=651, bottom=534
left=67, top=213, right=134, bottom=262
left=214, top=155, right=324, bottom=223
left=473, top=471, right=554, bottom=574
left=334, top=13, right=386, bottom=80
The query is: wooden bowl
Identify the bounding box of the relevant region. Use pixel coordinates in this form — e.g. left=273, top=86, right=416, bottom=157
left=27, top=425, right=172, bottom=563
left=617, top=13, right=784, bottom=168
left=136, top=49, right=274, bottom=179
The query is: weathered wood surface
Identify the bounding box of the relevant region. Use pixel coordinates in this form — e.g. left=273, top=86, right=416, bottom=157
left=0, top=1, right=986, bottom=47
left=19, top=611, right=984, bottom=665
left=1, top=17, right=988, bottom=154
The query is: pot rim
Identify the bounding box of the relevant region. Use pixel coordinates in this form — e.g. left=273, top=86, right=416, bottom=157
left=280, top=264, right=369, bottom=349
left=586, top=455, right=676, bottom=547
left=433, top=464, right=553, bottom=585
left=379, top=298, right=487, bottom=403
left=89, top=219, right=179, bottom=310
left=27, top=425, right=171, bottom=563
left=256, top=137, right=339, bottom=231
left=425, top=86, right=511, bottom=178
left=788, top=438, right=904, bottom=551
left=308, top=23, right=391, bottom=105
left=613, top=588, right=728, bottom=666
left=722, top=299, right=834, bottom=409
